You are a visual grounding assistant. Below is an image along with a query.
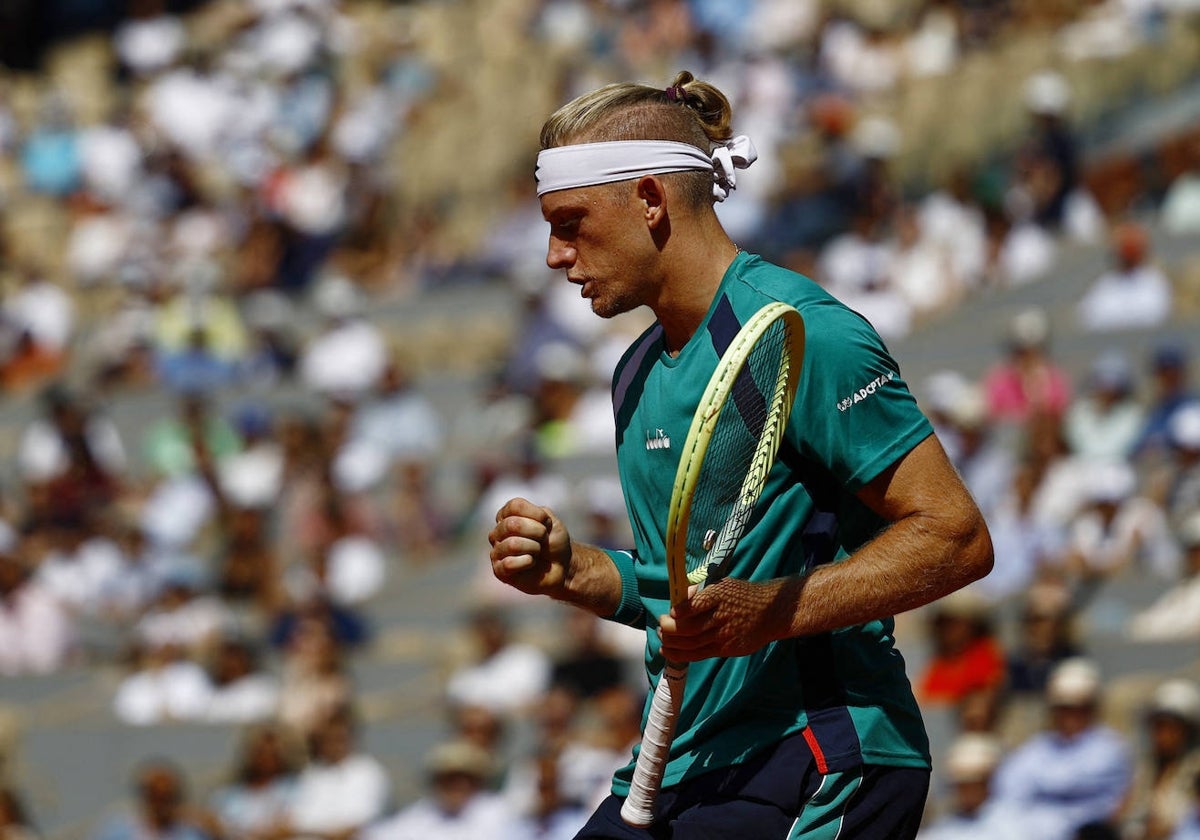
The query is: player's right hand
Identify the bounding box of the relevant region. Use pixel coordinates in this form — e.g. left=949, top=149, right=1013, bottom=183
left=488, top=497, right=572, bottom=598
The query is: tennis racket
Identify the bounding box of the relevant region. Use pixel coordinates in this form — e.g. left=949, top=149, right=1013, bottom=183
left=620, top=301, right=806, bottom=827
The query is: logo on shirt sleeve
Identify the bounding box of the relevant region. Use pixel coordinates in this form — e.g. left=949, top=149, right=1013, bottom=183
left=836, top=371, right=897, bottom=413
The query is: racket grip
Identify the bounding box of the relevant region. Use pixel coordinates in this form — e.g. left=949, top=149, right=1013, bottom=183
left=620, top=660, right=689, bottom=827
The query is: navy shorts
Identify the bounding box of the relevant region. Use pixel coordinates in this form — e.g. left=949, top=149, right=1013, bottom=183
left=574, top=731, right=930, bottom=840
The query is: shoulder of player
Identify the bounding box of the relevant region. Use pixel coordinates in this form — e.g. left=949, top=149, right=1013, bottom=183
left=729, top=259, right=882, bottom=351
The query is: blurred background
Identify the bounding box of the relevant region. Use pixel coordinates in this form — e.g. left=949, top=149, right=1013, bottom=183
left=0, top=0, right=1198, bottom=839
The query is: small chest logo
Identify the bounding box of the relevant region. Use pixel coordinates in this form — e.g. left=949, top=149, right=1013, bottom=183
left=645, top=429, right=672, bottom=451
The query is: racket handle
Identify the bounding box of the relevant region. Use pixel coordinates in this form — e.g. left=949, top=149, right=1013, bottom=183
left=620, top=660, right=689, bottom=827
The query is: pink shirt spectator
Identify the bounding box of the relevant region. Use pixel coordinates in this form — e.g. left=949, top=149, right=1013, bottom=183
left=983, top=362, right=1072, bottom=424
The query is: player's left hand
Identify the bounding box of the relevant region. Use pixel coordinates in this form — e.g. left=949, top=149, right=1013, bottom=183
left=657, top=577, right=798, bottom=661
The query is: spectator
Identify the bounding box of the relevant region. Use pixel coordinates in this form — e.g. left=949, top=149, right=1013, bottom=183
left=1064, top=350, right=1145, bottom=463
left=203, top=637, right=280, bottom=725
left=501, top=749, right=587, bottom=840
left=991, top=658, right=1134, bottom=840
left=1122, top=679, right=1200, bottom=840
left=2, top=268, right=74, bottom=359
left=142, top=395, right=240, bottom=483
left=1077, top=222, right=1172, bottom=332
left=982, top=307, right=1071, bottom=426
left=1161, top=133, right=1200, bottom=236
left=816, top=206, right=912, bottom=340
left=917, top=590, right=1006, bottom=708
left=298, top=274, right=387, bottom=400
left=275, top=617, right=355, bottom=739
left=365, top=739, right=513, bottom=840
left=445, top=604, right=551, bottom=716
left=20, top=94, right=81, bottom=198
left=975, top=459, right=1067, bottom=601
left=92, top=760, right=210, bottom=840
left=1006, top=583, right=1082, bottom=697
left=1017, top=71, right=1080, bottom=232
left=919, top=733, right=1030, bottom=839
left=1155, top=405, right=1200, bottom=535
left=208, top=725, right=301, bottom=840
left=1135, top=342, right=1197, bottom=463
left=548, top=609, right=630, bottom=701
left=1128, top=512, right=1200, bottom=641
left=18, top=386, right=126, bottom=528
left=944, top=385, right=1014, bottom=522
left=1171, top=770, right=1200, bottom=839
left=134, top=565, right=232, bottom=657
left=350, top=355, right=444, bottom=467
left=285, top=706, right=391, bottom=838
left=112, top=640, right=213, bottom=726
left=1061, top=461, right=1180, bottom=584
left=0, top=540, right=76, bottom=675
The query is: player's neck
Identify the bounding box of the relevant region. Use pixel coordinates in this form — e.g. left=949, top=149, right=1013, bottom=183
left=656, top=230, right=740, bottom=356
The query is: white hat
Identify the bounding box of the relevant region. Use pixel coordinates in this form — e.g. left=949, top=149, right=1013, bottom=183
left=1047, top=657, right=1101, bottom=706
left=851, top=116, right=901, bottom=160
left=426, top=740, right=494, bottom=779
left=1149, top=679, right=1200, bottom=725
left=1008, top=307, right=1050, bottom=349
left=1169, top=403, right=1200, bottom=451
left=1024, top=71, right=1071, bottom=116
left=944, top=733, right=1003, bottom=782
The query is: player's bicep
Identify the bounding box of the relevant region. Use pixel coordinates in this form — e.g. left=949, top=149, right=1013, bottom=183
left=855, top=434, right=991, bottom=564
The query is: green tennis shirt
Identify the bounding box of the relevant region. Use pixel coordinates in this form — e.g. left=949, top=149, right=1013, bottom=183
left=602, top=251, right=933, bottom=795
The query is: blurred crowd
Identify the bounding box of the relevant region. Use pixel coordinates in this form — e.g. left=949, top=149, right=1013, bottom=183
left=0, top=0, right=1198, bottom=839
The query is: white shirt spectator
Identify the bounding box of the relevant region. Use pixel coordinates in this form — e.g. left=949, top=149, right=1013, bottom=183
left=299, top=320, right=387, bottom=398
left=1077, top=264, right=1173, bottom=332
left=324, top=535, right=387, bottom=606
left=999, top=221, right=1057, bottom=286
left=367, top=794, right=515, bottom=840
left=5, top=276, right=74, bottom=351
left=136, top=592, right=233, bottom=652
left=0, top=575, right=76, bottom=675
left=35, top=537, right=126, bottom=616
left=18, top=414, right=126, bottom=484
left=79, top=124, right=143, bottom=205
left=446, top=642, right=551, bottom=714
left=113, top=658, right=214, bottom=725
left=918, top=191, right=987, bottom=288
left=66, top=211, right=133, bottom=285
left=206, top=673, right=281, bottom=724
left=146, top=67, right=235, bottom=161
left=1128, top=576, right=1200, bottom=641
left=288, top=754, right=391, bottom=835
left=1067, top=495, right=1181, bottom=580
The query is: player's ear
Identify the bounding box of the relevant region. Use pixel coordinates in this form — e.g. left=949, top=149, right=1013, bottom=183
left=636, top=175, right=667, bottom=230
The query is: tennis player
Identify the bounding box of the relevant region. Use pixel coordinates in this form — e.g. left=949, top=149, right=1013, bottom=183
left=487, top=71, right=994, bottom=839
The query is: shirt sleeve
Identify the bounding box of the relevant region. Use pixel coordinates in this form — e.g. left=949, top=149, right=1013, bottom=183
left=792, top=303, right=933, bottom=492
left=601, top=549, right=647, bottom=630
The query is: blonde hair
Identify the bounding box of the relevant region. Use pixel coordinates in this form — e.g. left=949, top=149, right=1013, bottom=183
left=539, top=71, right=734, bottom=208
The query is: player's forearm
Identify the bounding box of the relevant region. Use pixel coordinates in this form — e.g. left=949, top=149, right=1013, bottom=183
left=773, top=507, right=993, bottom=639
left=559, top=540, right=626, bottom=617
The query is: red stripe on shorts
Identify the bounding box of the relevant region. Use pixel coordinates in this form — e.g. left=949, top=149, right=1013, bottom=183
left=802, top=726, right=829, bottom=775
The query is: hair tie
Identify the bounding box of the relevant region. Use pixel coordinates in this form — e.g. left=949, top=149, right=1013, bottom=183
left=665, top=85, right=685, bottom=104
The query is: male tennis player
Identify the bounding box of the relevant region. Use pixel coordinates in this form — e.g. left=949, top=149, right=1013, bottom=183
left=488, top=71, right=994, bottom=839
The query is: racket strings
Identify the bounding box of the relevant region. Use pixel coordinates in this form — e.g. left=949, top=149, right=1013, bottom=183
left=684, top=319, right=794, bottom=581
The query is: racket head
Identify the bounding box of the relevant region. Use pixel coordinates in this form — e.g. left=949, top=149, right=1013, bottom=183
left=664, top=302, right=805, bottom=605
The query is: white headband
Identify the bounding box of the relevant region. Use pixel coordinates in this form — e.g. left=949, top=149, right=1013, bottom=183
left=535, top=135, right=758, bottom=202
